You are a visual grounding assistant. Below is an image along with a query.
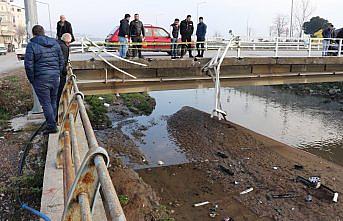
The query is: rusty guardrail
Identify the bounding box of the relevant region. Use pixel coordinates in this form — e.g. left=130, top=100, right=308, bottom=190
left=57, top=64, right=126, bottom=221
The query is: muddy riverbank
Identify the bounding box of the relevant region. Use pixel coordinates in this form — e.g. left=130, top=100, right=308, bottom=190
left=145, top=106, right=342, bottom=220
left=96, top=94, right=342, bottom=220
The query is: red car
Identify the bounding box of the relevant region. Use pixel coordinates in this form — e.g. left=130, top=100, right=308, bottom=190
left=105, top=25, right=189, bottom=56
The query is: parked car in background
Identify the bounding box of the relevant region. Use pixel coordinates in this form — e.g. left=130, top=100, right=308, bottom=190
left=15, top=43, right=27, bottom=60
left=105, top=25, right=192, bottom=56
left=0, top=45, right=7, bottom=56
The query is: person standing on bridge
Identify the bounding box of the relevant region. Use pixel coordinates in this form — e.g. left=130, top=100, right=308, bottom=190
left=57, top=33, right=72, bottom=113
left=129, top=14, right=145, bottom=59
left=196, top=17, right=207, bottom=58
left=25, top=25, right=64, bottom=134
left=170, top=18, right=180, bottom=59
left=57, top=15, right=75, bottom=43
left=180, top=15, right=194, bottom=58
left=118, top=14, right=131, bottom=58
left=322, top=24, right=334, bottom=56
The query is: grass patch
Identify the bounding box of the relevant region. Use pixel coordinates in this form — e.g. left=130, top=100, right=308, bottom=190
left=118, top=195, right=129, bottom=206
left=121, top=92, right=156, bottom=115
left=84, top=95, right=113, bottom=129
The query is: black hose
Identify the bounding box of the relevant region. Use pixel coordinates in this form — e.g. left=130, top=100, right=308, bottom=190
left=16, top=121, right=51, bottom=221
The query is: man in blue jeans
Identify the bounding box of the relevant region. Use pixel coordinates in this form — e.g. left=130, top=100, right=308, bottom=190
left=170, top=18, right=180, bottom=59
left=25, top=25, right=64, bottom=134
left=118, top=14, right=131, bottom=58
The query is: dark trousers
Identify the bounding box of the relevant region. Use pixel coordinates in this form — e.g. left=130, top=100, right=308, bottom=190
left=33, top=77, right=60, bottom=129
left=57, top=74, right=67, bottom=111
left=181, top=35, right=192, bottom=57
left=196, top=37, right=205, bottom=56
left=131, top=36, right=143, bottom=57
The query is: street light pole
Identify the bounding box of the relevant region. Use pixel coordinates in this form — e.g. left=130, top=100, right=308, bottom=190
left=24, top=0, right=42, bottom=114
left=36, top=1, right=53, bottom=37
left=196, top=1, right=206, bottom=23
left=290, top=0, right=294, bottom=38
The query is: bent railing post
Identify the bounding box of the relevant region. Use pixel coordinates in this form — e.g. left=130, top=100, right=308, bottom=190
left=57, top=64, right=126, bottom=221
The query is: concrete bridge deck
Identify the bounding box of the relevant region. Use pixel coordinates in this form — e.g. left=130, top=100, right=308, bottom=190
left=71, top=56, right=343, bottom=94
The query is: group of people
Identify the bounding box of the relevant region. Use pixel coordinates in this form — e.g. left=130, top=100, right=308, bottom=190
left=118, top=13, right=146, bottom=58
left=118, top=14, right=207, bottom=59
left=24, top=15, right=74, bottom=134
left=322, top=24, right=343, bottom=56
left=170, top=15, right=207, bottom=59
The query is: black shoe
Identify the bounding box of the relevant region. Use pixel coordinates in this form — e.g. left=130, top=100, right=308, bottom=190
left=171, top=56, right=177, bottom=59
left=195, top=54, right=201, bottom=57
left=43, top=126, right=59, bottom=135
left=189, top=55, right=194, bottom=58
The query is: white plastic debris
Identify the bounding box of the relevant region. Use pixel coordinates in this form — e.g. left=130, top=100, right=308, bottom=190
left=333, top=193, right=339, bottom=203
left=157, top=160, right=165, bottom=166
left=240, top=187, right=254, bottom=195
left=98, top=97, right=104, bottom=100
left=193, top=201, right=210, bottom=207
left=104, top=103, right=110, bottom=108
left=273, top=166, right=278, bottom=170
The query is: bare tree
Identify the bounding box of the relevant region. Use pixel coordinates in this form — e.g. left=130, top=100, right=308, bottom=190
left=15, top=25, right=26, bottom=45
left=294, top=0, right=315, bottom=37
left=272, top=14, right=289, bottom=37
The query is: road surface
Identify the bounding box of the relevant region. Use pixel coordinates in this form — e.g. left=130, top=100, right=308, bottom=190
left=0, top=53, right=24, bottom=74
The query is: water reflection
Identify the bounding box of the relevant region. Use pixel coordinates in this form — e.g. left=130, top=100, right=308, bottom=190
left=114, top=86, right=343, bottom=167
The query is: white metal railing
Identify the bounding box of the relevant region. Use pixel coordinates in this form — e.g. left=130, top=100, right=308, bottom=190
left=70, top=37, right=343, bottom=58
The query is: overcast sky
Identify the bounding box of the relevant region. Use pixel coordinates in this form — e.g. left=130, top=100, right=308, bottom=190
left=14, top=0, right=343, bottom=38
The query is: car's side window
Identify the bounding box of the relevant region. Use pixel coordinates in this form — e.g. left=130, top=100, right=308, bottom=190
left=155, top=28, right=169, bottom=38
left=145, top=28, right=153, bottom=37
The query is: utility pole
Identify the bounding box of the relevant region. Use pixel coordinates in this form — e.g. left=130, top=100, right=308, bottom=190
left=24, top=0, right=43, bottom=114
left=196, top=1, right=206, bottom=23
left=290, top=0, right=294, bottom=38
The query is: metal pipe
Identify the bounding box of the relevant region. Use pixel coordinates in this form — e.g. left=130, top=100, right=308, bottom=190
left=63, top=131, right=75, bottom=203
left=94, top=156, right=126, bottom=221
left=79, top=193, right=92, bottom=221
left=68, top=113, right=81, bottom=172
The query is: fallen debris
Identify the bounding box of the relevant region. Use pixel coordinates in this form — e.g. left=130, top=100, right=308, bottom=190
left=219, top=165, right=234, bottom=176
left=305, top=194, right=312, bottom=203
left=240, top=187, right=254, bottom=195
left=294, top=164, right=304, bottom=170
left=269, top=193, right=298, bottom=199
left=193, top=201, right=210, bottom=207
left=216, top=151, right=228, bottom=159
left=297, top=176, right=339, bottom=203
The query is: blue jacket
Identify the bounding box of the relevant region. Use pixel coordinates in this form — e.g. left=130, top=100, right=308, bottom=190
left=196, top=22, right=207, bottom=40
left=25, top=35, right=64, bottom=83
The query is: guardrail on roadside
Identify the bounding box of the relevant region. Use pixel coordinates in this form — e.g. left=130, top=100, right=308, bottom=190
left=57, top=64, right=126, bottom=221
left=70, top=37, right=343, bottom=58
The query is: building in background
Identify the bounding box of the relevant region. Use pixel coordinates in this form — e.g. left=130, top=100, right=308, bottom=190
left=0, top=0, right=26, bottom=49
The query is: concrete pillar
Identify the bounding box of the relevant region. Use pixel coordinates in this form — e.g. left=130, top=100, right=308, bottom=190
left=24, top=0, right=43, bottom=114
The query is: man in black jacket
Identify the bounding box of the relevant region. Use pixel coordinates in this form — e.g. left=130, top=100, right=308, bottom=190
left=57, top=33, right=71, bottom=114
left=57, top=15, right=75, bottom=42
left=180, top=15, right=194, bottom=58
left=130, top=14, right=145, bottom=58
left=118, top=14, right=131, bottom=58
